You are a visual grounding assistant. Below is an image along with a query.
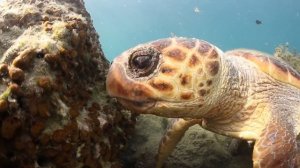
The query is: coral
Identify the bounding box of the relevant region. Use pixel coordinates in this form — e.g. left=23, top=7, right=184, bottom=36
left=274, top=44, right=300, bottom=72
left=0, top=0, right=135, bottom=167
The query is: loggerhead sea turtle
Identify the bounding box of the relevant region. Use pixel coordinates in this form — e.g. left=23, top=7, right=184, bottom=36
left=106, top=37, right=300, bottom=168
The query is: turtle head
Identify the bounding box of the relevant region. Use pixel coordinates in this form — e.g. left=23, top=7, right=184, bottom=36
left=106, top=37, right=223, bottom=118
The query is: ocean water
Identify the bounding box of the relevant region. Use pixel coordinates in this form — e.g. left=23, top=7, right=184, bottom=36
left=84, top=0, right=300, bottom=61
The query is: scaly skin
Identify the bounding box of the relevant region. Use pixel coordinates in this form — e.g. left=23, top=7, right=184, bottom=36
left=106, top=37, right=300, bottom=168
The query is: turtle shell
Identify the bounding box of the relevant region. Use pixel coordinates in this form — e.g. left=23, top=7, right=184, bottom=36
left=225, top=49, right=300, bottom=89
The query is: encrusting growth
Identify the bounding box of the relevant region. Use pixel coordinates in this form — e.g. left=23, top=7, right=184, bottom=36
left=0, top=0, right=135, bottom=167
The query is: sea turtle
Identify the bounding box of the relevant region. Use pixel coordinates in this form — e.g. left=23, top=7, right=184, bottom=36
left=106, top=37, right=300, bottom=168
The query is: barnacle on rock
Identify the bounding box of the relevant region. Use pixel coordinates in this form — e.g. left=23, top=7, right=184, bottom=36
left=0, top=99, right=8, bottom=112
left=1, top=116, right=22, bottom=139
left=0, top=64, right=8, bottom=77
left=8, top=66, right=25, bottom=82
left=12, top=48, right=36, bottom=69
left=0, top=0, right=135, bottom=167
left=36, top=76, right=52, bottom=90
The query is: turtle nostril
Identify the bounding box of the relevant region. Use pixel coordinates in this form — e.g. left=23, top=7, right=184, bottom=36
left=132, top=55, right=151, bottom=69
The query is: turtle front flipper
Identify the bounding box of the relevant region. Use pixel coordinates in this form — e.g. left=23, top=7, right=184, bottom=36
left=156, top=118, right=202, bottom=168
left=253, top=119, right=297, bottom=168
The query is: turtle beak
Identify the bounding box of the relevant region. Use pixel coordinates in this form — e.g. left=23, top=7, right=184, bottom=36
left=117, top=99, right=156, bottom=113
left=106, top=62, right=127, bottom=98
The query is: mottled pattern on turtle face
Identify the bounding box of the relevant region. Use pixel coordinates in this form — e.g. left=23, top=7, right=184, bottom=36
left=106, top=37, right=223, bottom=116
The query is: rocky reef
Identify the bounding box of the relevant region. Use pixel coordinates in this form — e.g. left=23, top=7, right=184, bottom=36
left=0, top=0, right=135, bottom=167
left=274, top=44, right=300, bottom=72
left=121, top=115, right=252, bottom=168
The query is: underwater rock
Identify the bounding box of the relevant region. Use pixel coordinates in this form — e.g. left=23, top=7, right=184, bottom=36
left=274, top=44, right=300, bottom=72
left=122, top=115, right=252, bottom=168
left=0, top=0, right=135, bottom=167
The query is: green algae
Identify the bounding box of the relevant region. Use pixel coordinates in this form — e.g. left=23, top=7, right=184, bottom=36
left=0, top=86, right=10, bottom=100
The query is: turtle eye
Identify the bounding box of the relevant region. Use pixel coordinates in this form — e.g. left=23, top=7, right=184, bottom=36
left=129, top=47, right=160, bottom=78
left=132, top=55, right=151, bottom=69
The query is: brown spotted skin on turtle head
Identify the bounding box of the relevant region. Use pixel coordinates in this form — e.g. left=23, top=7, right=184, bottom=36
left=106, top=37, right=223, bottom=117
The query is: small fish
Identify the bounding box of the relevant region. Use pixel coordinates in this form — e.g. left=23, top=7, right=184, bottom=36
left=255, top=20, right=262, bottom=25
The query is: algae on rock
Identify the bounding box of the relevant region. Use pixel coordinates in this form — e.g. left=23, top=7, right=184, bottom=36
left=0, top=0, right=135, bottom=167
left=274, top=44, right=300, bottom=72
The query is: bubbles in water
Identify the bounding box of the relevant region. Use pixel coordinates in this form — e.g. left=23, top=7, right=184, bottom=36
left=194, top=7, right=200, bottom=14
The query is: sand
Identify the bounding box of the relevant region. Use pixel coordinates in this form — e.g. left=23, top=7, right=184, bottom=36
left=121, top=115, right=253, bottom=168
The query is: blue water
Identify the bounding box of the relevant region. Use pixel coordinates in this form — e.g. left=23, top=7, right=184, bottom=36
left=85, top=0, right=300, bottom=61
left=0, top=0, right=299, bottom=61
